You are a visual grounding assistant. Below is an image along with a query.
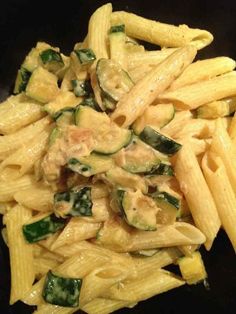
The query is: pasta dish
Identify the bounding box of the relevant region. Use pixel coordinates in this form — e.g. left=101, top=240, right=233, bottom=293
left=1, top=3, right=236, bottom=314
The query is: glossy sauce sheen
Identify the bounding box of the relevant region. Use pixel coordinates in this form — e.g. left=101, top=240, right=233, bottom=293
left=0, top=0, right=236, bottom=313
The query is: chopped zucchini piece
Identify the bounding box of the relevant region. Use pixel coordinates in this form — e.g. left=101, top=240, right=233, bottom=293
left=42, top=270, right=82, bottom=307
left=14, top=67, right=31, bottom=94
left=75, top=106, right=132, bottom=154
left=72, top=79, right=92, bottom=97
left=22, top=214, right=65, bottom=243
left=40, top=48, right=64, bottom=73
left=139, top=126, right=182, bottom=156
left=146, top=161, right=174, bottom=176
left=48, top=127, right=62, bottom=146
left=67, top=154, right=114, bottom=177
left=26, top=66, right=59, bottom=103
left=44, top=91, right=80, bottom=115
left=118, top=189, right=158, bottom=231
left=96, top=58, right=134, bottom=102
left=80, top=97, right=101, bottom=111
left=197, top=97, right=236, bottom=119
left=53, top=107, right=75, bottom=126
left=110, top=24, right=125, bottom=33
left=178, top=251, right=207, bottom=285
left=105, top=167, right=147, bottom=194
left=54, top=187, right=92, bottom=217
left=103, top=96, right=117, bottom=111
left=74, top=48, right=96, bottom=65
left=132, top=248, right=159, bottom=257
left=132, top=104, right=175, bottom=135
left=115, top=138, right=166, bottom=174
left=151, top=191, right=180, bottom=225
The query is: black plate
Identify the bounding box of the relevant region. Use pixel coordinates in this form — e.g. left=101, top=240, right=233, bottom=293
left=0, top=0, right=236, bottom=313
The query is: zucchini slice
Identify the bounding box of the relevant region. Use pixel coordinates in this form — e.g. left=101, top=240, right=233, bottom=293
left=118, top=189, right=158, bottom=231
left=40, top=49, right=64, bottom=73
left=71, top=79, right=92, bottom=97
left=139, top=126, right=182, bottom=156
left=44, top=91, right=79, bottom=116
left=75, top=106, right=132, bottom=154
left=74, top=48, right=96, bottom=65
left=67, top=153, right=114, bottom=177
left=96, top=58, right=134, bottom=102
left=22, top=214, right=65, bottom=243
left=146, top=161, right=174, bottom=176
left=115, top=138, right=167, bottom=174
left=110, top=24, right=125, bottom=33
left=80, top=97, right=101, bottom=112
left=53, top=107, right=75, bottom=127
left=132, top=104, right=175, bottom=135
left=14, top=67, right=31, bottom=94
left=42, top=270, right=82, bottom=307
left=54, top=187, right=93, bottom=217
left=151, top=191, right=180, bottom=225
left=26, top=66, right=59, bottom=103
left=48, top=127, right=62, bottom=146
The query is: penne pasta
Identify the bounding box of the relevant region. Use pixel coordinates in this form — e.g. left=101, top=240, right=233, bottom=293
left=111, top=11, right=213, bottom=49
left=111, top=45, right=197, bottom=127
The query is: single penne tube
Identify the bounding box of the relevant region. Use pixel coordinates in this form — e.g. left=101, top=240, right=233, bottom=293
left=5, top=205, right=34, bottom=304
left=34, top=257, right=59, bottom=279
left=197, top=97, right=236, bottom=119
left=130, top=222, right=206, bottom=252
left=229, top=112, right=236, bottom=143
left=88, top=3, right=112, bottom=68
left=127, top=48, right=177, bottom=70
left=103, top=269, right=184, bottom=302
left=0, top=174, right=37, bottom=202
left=0, top=116, right=51, bottom=161
left=50, top=218, right=101, bottom=250
left=111, top=45, right=197, bottom=127
left=33, top=304, right=76, bottom=314
left=111, top=11, right=213, bottom=49
left=128, top=64, right=153, bottom=83
left=14, top=184, right=54, bottom=212
left=202, top=152, right=236, bottom=251
left=79, top=263, right=129, bottom=306
left=158, top=75, right=236, bottom=110
left=0, top=127, right=50, bottom=180
left=174, top=144, right=221, bottom=250
left=81, top=298, right=133, bottom=314
left=0, top=94, right=45, bottom=134
left=178, top=244, right=199, bottom=257
left=169, top=57, right=236, bottom=90
left=177, top=137, right=208, bottom=156
left=210, top=118, right=236, bottom=195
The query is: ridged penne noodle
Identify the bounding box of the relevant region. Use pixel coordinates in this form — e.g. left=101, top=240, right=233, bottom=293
left=159, top=75, right=236, bottom=110
left=33, top=304, right=76, bottom=314
left=0, top=127, right=50, bottom=180
left=175, top=144, right=220, bottom=250
left=4, top=205, right=34, bottom=304
left=103, top=269, right=184, bottom=302
left=0, top=94, right=45, bottom=134
left=161, top=110, right=193, bottom=137
left=81, top=298, right=133, bottom=314
left=229, top=112, right=236, bottom=144
left=177, top=137, right=208, bottom=156
left=170, top=57, right=236, bottom=90
left=202, top=152, right=236, bottom=251
left=111, top=11, right=213, bottom=49
left=14, top=184, right=54, bottom=212
left=34, top=257, right=59, bottom=279
left=130, top=222, right=206, bottom=252
left=88, top=3, right=112, bottom=67
left=50, top=218, right=101, bottom=250
left=128, top=64, right=153, bottom=83
left=0, top=174, right=37, bottom=202
left=80, top=263, right=129, bottom=306
left=127, top=48, right=177, bottom=70
left=0, top=116, right=51, bottom=161
left=111, top=45, right=197, bottom=127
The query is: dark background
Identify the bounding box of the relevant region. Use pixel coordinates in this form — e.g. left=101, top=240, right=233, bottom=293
left=0, top=0, right=236, bottom=313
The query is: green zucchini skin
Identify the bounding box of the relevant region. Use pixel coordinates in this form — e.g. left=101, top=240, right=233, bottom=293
left=22, top=214, right=66, bottom=243
left=54, top=187, right=93, bottom=217
left=40, top=49, right=64, bottom=66
left=139, top=126, right=182, bottom=156
left=79, top=97, right=102, bottom=112
left=74, top=48, right=96, bottom=65
left=153, top=191, right=180, bottom=210
left=110, top=24, right=125, bottom=33
left=145, top=162, right=174, bottom=176
left=53, top=107, right=75, bottom=121
left=42, top=270, right=82, bottom=307
left=14, top=67, right=31, bottom=94
left=71, top=79, right=92, bottom=97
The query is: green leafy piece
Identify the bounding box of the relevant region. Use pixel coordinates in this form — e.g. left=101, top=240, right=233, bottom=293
left=22, top=214, right=65, bottom=243
left=42, top=270, right=82, bottom=307
left=54, top=187, right=93, bottom=217
left=74, top=48, right=96, bottom=65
